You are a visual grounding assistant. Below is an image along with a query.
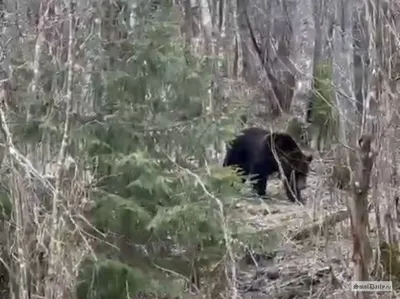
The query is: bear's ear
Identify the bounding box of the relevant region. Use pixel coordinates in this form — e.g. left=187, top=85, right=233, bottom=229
left=306, top=154, right=313, bottom=163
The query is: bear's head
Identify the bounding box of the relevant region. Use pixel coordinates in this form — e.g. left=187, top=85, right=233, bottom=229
left=267, top=132, right=313, bottom=190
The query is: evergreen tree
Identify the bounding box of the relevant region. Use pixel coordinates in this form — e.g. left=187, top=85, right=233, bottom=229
left=75, top=2, right=246, bottom=298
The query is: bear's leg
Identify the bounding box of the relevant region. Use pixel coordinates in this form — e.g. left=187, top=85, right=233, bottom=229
left=283, top=172, right=304, bottom=203
left=253, top=175, right=268, bottom=197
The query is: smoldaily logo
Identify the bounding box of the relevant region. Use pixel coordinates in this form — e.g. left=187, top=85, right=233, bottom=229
left=351, top=281, right=392, bottom=292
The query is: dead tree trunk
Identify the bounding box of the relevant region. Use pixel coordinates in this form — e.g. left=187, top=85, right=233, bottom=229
left=350, top=135, right=376, bottom=299
left=290, top=0, right=315, bottom=121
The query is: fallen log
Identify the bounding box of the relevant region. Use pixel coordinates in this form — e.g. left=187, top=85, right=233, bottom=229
left=289, top=209, right=350, bottom=241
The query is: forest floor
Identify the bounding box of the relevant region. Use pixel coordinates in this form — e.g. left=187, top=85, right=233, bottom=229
left=232, top=156, right=399, bottom=299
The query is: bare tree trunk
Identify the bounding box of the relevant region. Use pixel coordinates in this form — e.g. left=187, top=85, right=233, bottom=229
left=220, top=0, right=239, bottom=78
left=366, top=0, right=400, bottom=280
left=26, top=0, right=52, bottom=171
left=331, top=0, right=358, bottom=204
left=350, top=136, right=376, bottom=299
left=307, top=0, right=334, bottom=150
left=330, top=1, right=375, bottom=295
left=44, top=0, right=75, bottom=297
left=183, top=0, right=194, bottom=46
left=0, top=84, right=31, bottom=299
left=332, top=0, right=358, bottom=149
left=290, top=0, right=315, bottom=121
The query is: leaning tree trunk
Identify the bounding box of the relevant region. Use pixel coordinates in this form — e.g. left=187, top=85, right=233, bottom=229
left=237, top=0, right=297, bottom=119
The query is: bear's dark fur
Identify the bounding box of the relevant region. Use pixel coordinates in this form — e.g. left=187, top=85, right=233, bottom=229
left=223, top=127, right=313, bottom=203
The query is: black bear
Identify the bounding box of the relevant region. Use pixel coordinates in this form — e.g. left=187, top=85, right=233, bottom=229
left=223, top=127, right=313, bottom=203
